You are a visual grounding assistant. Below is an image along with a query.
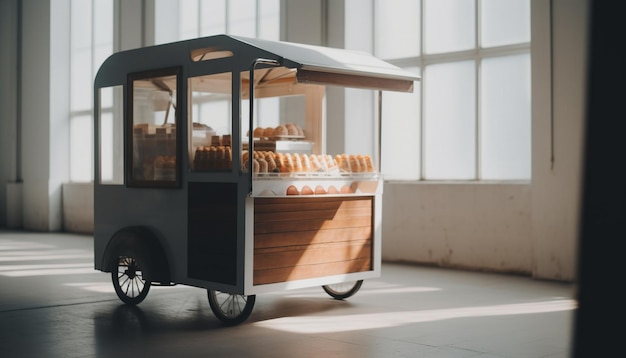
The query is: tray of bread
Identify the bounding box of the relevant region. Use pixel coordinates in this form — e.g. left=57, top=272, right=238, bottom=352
left=249, top=122, right=305, bottom=140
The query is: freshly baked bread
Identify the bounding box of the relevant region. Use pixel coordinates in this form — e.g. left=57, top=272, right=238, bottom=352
left=263, top=127, right=274, bottom=138
left=285, top=123, right=298, bottom=136
left=364, top=155, right=375, bottom=172
left=253, top=127, right=264, bottom=138
left=292, top=153, right=303, bottom=172
left=273, top=125, right=288, bottom=136
left=301, top=154, right=312, bottom=172
left=258, top=158, right=268, bottom=173
left=296, top=124, right=304, bottom=137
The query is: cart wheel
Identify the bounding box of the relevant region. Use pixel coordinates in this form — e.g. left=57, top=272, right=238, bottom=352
left=207, top=290, right=256, bottom=326
left=322, top=280, right=363, bottom=300
left=112, top=256, right=151, bottom=305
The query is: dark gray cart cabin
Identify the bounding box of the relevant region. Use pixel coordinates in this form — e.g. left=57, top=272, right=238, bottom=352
left=93, top=34, right=418, bottom=325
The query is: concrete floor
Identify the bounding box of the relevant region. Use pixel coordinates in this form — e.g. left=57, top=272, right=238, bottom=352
left=0, top=230, right=575, bottom=358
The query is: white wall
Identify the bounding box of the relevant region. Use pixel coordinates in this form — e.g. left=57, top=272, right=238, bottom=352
left=5, top=0, right=587, bottom=282
left=381, top=0, right=587, bottom=281
left=383, top=183, right=532, bottom=273
left=0, top=0, right=20, bottom=228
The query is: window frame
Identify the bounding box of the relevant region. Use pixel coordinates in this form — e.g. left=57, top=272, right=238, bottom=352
left=374, top=0, right=531, bottom=182
left=126, top=67, right=183, bottom=188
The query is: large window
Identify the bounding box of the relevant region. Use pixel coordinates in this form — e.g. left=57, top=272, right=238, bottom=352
left=376, top=0, right=531, bottom=181
left=69, top=0, right=114, bottom=182
left=155, top=0, right=280, bottom=43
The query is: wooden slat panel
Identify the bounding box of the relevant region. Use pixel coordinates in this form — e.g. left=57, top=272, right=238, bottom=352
left=255, top=206, right=372, bottom=223
left=255, top=227, right=372, bottom=249
left=255, top=198, right=372, bottom=213
left=255, top=216, right=371, bottom=234
left=253, top=258, right=372, bottom=285
left=254, top=239, right=371, bottom=270
left=253, top=196, right=374, bottom=285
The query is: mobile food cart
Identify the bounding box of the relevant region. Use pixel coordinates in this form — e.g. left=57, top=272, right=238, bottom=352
left=93, top=35, right=418, bottom=325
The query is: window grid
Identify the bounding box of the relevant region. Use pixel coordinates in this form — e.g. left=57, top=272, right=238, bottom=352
left=69, top=0, right=114, bottom=182
left=375, top=0, right=530, bottom=181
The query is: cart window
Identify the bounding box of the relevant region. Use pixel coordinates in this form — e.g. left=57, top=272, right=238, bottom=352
left=99, top=85, right=124, bottom=184
left=189, top=72, right=232, bottom=171
left=128, top=69, right=180, bottom=187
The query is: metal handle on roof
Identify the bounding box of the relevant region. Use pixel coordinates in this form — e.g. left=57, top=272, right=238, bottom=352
left=248, top=58, right=281, bottom=195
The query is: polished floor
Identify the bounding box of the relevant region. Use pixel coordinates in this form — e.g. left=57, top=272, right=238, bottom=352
left=0, top=230, right=575, bottom=358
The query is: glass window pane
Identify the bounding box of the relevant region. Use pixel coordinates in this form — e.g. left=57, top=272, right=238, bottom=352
left=258, top=0, right=280, bottom=40
left=345, top=88, right=375, bottom=157
left=424, top=0, right=475, bottom=54
left=189, top=73, right=233, bottom=171
left=382, top=67, right=421, bottom=180
left=481, top=0, right=530, bottom=47
left=70, top=0, right=92, bottom=50
left=93, top=0, right=113, bottom=47
left=130, top=72, right=179, bottom=185
left=100, top=86, right=124, bottom=184
left=374, top=0, right=420, bottom=59
left=423, top=61, right=476, bottom=179
left=70, top=49, right=92, bottom=112
left=228, top=0, right=256, bottom=37
left=480, top=54, right=531, bottom=179
left=179, top=0, right=200, bottom=40
left=200, top=0, right=226, bottom=36
left=70, top=114, right=93, bottom=182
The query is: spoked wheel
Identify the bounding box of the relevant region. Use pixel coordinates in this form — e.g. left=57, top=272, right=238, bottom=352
left=207, top=290, right=256, bottom=326
left=112, top=256, right=151, bottom=305
left=322, top=280, right=363, bottom=300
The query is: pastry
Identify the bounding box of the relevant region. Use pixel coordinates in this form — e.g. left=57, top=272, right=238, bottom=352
left=284, top=154, right=295, bottom=172
left=267, top=157, right=278, bottom=172
left=300, top=154, right=312, bottom=172
left=336, top=154, right=350, bottom=172
left=253, top=127, right=264, bottom=138
left=310, top=155, right=322, bottom=172
left=258, top=158, right=268, bottom=173
left=349, top=155, right=360, bottom=173
left=285, top=123, right=298, bottom=136
left=263, top=127, right=274, bottom=138
left=364, top=155, right=375, bottom=172
left=296, top=124, right=304, bottom=137
left=292, top=153, right=303, bottom=172
left=286, top=185, right=299, bottom=195
left=273, top=125, right=288, bottom=136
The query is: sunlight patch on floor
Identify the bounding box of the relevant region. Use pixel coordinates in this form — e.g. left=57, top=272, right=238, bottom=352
left=254, top=299, right=577, bottom=334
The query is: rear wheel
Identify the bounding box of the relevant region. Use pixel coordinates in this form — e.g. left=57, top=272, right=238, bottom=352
left=112, top=255, right=151, bottom=305
left=322, top=280, right=363, bottom=300
left=207, top=290, right=255, bottom=326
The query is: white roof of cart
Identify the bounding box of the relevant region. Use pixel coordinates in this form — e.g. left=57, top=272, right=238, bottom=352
left=95, top=35, right=419, bottom=92
left=230, top=36, right=419, bottom=92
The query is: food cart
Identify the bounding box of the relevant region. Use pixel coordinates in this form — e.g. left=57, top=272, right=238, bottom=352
left=93, top=34, right=418, bottom=325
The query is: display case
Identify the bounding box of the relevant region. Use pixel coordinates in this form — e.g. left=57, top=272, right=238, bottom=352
left=93, top=34, right=418, bottom=325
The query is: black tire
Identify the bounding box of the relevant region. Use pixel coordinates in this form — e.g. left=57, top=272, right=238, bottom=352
left=207, top=290, right=255, bottom=326
left=112, top=255, right=151, bottom=305
left=322, top=280, right=363, bottom=300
